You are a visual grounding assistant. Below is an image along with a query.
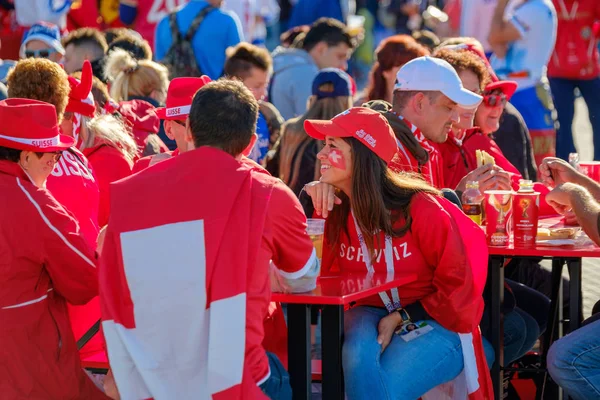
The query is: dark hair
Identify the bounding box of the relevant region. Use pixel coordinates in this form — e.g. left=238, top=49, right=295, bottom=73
left=104, top=28, right=132, bottom=45
left=411, top=30, right=440, bottom=52
left=280, top=25, right=310, bottom=47
left=0, top=146, right=21, bottom=162
left=107, top=36, right=152, bottom=61
left=433, top=49, right=490, bottom=92
left=62, top=28, right=108, bottom=55
left=366, top=35, right=429, bottom=102
left=224, top=42, right=272, bottom=79
left=326, top=137, right=439, bottom=256
left=189, top=79, right=259, bottom=156
left=303, top=18, right=355, bottom=52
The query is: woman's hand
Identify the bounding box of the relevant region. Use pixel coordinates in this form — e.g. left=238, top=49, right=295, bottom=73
left=377, top=312, right=402, bottom=353
left=304, top=181, right=342, bottom=218
left=103, top=369, right=120, bottom=400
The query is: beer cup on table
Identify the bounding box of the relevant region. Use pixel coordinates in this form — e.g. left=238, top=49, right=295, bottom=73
left=484, top=190, right=513, bottom=247
left=306, top=218, right=325, bottom=259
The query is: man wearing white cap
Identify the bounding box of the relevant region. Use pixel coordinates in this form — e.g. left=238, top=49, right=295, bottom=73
left=306, top=56, right=484, bottom=217
left=19, top=22, right=65, bottom=64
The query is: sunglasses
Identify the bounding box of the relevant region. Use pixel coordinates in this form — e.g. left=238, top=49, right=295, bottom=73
left=25, top=48, right=58, bottom=59
left=483, top=93, right=507, bottom=108
left=173, top=119, right=186, bottom=127
left=35, top=151, right=63, bottom=162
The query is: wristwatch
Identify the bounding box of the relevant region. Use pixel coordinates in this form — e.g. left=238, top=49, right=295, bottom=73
left=395, top=307, right=411, bottom=323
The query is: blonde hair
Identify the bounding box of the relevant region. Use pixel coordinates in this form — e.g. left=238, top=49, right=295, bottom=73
left=80, top=114, right=138, bottom=163
left=105, top=49, right=169, bottom=103
left=278, top=84, right=353, bottom=189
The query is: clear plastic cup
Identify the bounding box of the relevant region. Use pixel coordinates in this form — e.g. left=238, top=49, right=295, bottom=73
left=306, top=218, right=325, bottom=259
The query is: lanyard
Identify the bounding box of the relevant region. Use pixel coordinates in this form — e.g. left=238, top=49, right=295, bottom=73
left=351, top=211, right=401, bottom=312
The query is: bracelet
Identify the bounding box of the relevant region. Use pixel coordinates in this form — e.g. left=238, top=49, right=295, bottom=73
left=395, top=307, right=411, bottom=323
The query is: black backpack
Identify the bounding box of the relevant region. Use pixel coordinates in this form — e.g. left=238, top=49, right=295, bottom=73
left=162, top=6, right=215, bottom=79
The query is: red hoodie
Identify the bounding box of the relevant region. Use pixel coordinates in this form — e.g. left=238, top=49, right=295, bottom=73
left=439, top=128, right=555, bottom=215
left=118, top=99, right=169, bottom=158
left=83, top=141, right=133, bottom=227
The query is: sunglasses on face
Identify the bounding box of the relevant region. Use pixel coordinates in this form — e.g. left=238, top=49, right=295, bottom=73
left=35, top=151, right=62, bottom=162
left=25, top=48, right=58, bottom=59
left=483, top=93, right=507, bottom=108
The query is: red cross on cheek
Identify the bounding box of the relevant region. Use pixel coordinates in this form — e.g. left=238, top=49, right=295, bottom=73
left=328, top=148, right=346, bottom=170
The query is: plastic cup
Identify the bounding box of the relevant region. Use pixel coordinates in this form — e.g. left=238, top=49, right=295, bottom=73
left=579, top=161, right=600, bottom=182
left=484, top=190, right=513, bottom=247
left=306, top=218, right=325, bottom=259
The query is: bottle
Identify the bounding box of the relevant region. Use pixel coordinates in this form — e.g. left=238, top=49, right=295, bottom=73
left=569, top=153, right=581, bottom=171
left=461, top=181, right=484, bottom=225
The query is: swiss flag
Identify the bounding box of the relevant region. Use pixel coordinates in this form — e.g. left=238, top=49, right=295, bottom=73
left=99, top=147, right=269, bottom=399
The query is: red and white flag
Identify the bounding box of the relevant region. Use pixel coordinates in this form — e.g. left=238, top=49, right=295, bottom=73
left=99, top=147, right=269, bottom=400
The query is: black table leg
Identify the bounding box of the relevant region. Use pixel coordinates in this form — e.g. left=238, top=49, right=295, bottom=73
left=489, top=255, right=505, bottom=400
left=287, top=304, right=311, bottom=400
left=567, top=258, right=583, bottom=333
left=538, top=258, right=565, bottom=400
left=321, top=304, right=345, bottom=400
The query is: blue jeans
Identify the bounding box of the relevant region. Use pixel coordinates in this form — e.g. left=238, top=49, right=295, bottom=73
left=548, top=318, right=600, bottom=400
left=503, top=308, right=540, bottom=364
left=549, top=77, right=600, bottom=160
left=259, top=352, right=292, bottom=400
left=342, top=306, right=495, bottom=400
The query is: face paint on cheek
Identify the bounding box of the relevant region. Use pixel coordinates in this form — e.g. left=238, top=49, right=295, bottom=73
left=328, top=148, right=346, bottom=170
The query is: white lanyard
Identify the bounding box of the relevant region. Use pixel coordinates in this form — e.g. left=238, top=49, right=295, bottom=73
left=556, top=0, right=578, bottom=20
left=351, top=211, right=401, bottom=312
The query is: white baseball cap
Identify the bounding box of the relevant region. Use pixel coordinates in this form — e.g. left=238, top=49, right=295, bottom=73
left=394, top=56, right=482, bottom=109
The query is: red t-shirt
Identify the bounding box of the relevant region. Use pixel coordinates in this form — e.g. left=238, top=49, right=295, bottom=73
left=323, top=193, right=486, bottom=333
left=548, top=0, right=600, bottom=79
left=132, top=149, right=179, bottom=173
left=83, top=143, right=133, bottom=227
left=249, top=178, right=315, bottom=384
left=132, top=0, right=187, bottom=48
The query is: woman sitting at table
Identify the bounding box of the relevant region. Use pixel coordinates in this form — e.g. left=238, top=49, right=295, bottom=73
left=303, top=107, right=494, bottom=399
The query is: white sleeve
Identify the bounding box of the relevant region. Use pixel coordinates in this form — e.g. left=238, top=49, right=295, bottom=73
left=270, top=251, right=320, bottom=293
left=509, top=2, right=539, bottom=39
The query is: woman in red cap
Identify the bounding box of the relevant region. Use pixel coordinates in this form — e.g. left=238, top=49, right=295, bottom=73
left=0, top=98, right=108, bottom=399
left=303, top=107, right=493, bottom=399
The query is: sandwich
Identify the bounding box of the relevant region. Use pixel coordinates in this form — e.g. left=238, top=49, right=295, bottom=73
left=537, top=227, right=578, bottom=240
left=476, top=150, right=495, bottom=167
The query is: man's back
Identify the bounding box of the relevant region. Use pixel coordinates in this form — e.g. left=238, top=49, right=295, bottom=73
left=490, top=0, right=557, bottom=90
left=154, top=1, right=244, bottom=79
left=100, top=146, right=268, bottom=399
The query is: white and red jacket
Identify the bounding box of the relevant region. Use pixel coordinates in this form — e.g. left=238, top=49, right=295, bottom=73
left=322, top=193, right=493, bottom=399
left=100, top=147, right=289, bottom=399
left=0, top=160, right=107, bottom=400
left=390, top=117, right=445, bottom=188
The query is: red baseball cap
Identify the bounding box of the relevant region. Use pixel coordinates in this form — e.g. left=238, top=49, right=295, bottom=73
left=485, top=80, right=518, bottom=101
left=0, top=98, right=74, bottom=152
left=304, top=107, right=398, bottom=164
left=155, top=76, right=212, bottom=120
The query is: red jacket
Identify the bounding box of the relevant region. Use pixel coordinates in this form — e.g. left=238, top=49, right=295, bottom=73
left=83, top=141, right=133, bottom=227
left=46, top=148, right=104, bottom=361
left=439, top=128, right=555, bottom=215
left=549, top=0, right=600, bottom=79
left=389, top=117, right=445, bottom=188
left=0, top=161, right=107, bottom=400
left=100, top=147, right=268, bottom=399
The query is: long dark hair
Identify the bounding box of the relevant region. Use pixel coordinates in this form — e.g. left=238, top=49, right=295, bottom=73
left=326, top=138, right=440, bottom=257
left=365, top=35, right=429, bottom=103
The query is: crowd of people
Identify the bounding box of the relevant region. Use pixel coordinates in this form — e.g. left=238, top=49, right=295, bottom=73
left=1, top=0, right=600, bottom=399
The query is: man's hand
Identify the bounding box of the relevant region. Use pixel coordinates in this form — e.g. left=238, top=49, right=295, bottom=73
left=304, top=181, right=342, bottom=218
left=456, top=164, right=512, bottom=192
left=539, top=157, right=585, bottom=188
left=545, top=183, right=587, bottom=215
left=377, top=312, right=402, bottom=353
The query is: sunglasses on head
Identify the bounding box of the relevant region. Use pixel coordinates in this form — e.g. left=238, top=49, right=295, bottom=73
left=35, top=151, right=62, bottom=162
left=25, top=48, right=58, bottom=59
left=483, top=92, right=507, bottom=108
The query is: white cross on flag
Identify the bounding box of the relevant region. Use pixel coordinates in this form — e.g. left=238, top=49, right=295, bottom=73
left=99, top=147, right=269, bottom=400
